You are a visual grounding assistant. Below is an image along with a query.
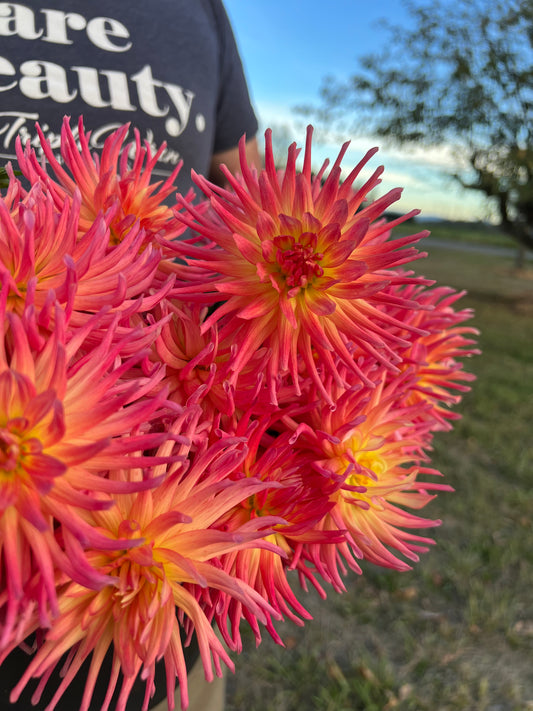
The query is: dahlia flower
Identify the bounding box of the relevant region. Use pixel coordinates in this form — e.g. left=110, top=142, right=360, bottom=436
left=15, top=117, right=186, bottom=245
left=0, top=179, right=168, bottom=338
left=380, top=280, right=480, bottom=429
left=5, top=414, right=282, bottom=711
left=153, top=301, right=227, bottom=414
left=212, top=408, right=346, bottom=643
left=283, top=366, right=453, bottom=580
left=153, top=300, right=287, bottom=424
left=0, top=291, right=173, bottom=648
left=170, top=126, right=431, bottom=405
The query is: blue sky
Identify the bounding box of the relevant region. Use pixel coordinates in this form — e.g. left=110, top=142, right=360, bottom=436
left=223, top=0, right=489, bottom=222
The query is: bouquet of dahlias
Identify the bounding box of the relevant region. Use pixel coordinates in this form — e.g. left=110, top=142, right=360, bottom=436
left=0, top=118, right=478, bottom=711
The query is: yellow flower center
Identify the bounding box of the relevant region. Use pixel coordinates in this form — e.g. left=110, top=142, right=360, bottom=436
left=341, top=437, right=389, bottom=509
left=0, top=420, right=38, bottom=479
left=354, top=450, right=388, bottom=479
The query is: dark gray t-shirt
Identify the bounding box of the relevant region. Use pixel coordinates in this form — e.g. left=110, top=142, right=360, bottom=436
left=0, top=0, right=258, bottom=194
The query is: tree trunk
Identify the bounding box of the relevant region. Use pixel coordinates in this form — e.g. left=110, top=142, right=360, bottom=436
left=514, top=243, right=526, bottom=270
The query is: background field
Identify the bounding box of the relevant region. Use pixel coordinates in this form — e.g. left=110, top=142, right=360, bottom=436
left=225, top=225, right=533, bottom=711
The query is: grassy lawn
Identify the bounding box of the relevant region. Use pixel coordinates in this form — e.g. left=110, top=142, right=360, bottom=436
left=397, top=219, right=516, bottom=250
left=225, top=238, right=533, bottom=710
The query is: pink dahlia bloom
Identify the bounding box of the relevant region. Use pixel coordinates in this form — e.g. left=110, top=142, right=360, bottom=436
left=0, top=180, right=167, bottom=336
left=279, top=366, right=453, bottom=581
left=5, top=418, right=281, bottom=711
left=380, top=280, right=480, bottom=430
left=170, top=127, right=431, bottom=405
left=153, top=301, right=228, bottom=414
left=0, top=293, right=173, bottom=648
left=15, top=117, right=187, bottom=245
left=212, top=409, right=346, bottom=642
left=153, top=300, right=286, bottom=423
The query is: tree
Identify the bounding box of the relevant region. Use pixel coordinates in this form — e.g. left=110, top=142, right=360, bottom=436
left=311, top=0, right=533, bottom=259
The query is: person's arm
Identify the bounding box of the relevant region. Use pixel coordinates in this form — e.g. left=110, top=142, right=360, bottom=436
left=209, top=135, right=261, bottom=186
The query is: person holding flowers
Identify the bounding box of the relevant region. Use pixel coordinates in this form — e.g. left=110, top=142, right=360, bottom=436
left=0, top=8, right=478, bottom=710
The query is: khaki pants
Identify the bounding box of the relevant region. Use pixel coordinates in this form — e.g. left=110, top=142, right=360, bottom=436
left=150, top=657, right=226, bottom=711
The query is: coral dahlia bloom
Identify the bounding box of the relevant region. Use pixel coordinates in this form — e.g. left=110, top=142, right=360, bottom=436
left=282, top=366, right=453, bottom=579
left=5, top=420, right=281, bottom=711
left=153, top=300, right=280, bottom=422
left=15, top=117, right=187, bottom=245
left=153, top=301, right=226, bottom=414
left=213, top=409, right=346, bottom=642
left=0, top=294, right=172, bottom=646
left=381, top=280, right=480, bottom=430
left=171, top=126, right=431, bottom=404
left=0, top=179, right=165, bottom=333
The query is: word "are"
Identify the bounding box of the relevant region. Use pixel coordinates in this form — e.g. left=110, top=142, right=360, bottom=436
left=0, top=3, right=132, bottom=52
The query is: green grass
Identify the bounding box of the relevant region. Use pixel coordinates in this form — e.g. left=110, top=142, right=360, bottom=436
left=226, top=238, right=533, bottom=710
left=397, top=219, right=516, bottom=250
